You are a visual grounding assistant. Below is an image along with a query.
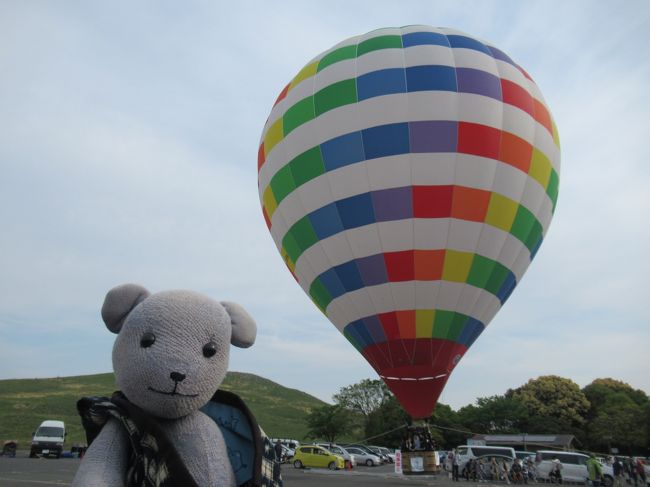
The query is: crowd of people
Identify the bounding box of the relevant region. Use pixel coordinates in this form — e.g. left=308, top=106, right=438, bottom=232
left=444, top=453, right=536, bottom=484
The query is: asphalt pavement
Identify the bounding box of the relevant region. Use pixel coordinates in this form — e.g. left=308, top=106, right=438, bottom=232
left=0, top=454, right=455, bottom=486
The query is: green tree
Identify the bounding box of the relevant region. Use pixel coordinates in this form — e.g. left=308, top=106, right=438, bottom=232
left=458, top=395, right=529, bottom=434
left=507, top=375, right=590, bottom=431
left=430, top=403, right=467, bottom=449
left=333, top=379, right=391, bottom=417
left=588, top=393, right=647, bottom=454
left=305, top=404, right=354, bottom=443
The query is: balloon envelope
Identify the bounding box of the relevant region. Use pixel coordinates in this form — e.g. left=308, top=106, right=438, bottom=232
left=258, top=26, right=560, bottom=418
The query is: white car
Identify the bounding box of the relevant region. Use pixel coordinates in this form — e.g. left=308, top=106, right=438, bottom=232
left=344, top=446, right=382, bottom=466
left=318, top=443, right=356, bottom=467
left=535, top=451, right=589, bottom=484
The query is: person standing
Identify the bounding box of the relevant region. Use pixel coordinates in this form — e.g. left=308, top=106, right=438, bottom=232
left=452, top=449, right=460, bottom=481
left=612, top=457, right=625, bottom=487
left=274, top=440, right=284, bottom=464
left=587, top=454, right=603, bottom=487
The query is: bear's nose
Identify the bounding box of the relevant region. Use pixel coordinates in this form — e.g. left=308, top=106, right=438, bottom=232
left=170, top=371, right=186, bottom=383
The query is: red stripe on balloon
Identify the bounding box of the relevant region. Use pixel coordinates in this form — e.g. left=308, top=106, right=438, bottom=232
left=500, top=79, right=534, bottom=118
left=458, top=122, right=501, bottom=159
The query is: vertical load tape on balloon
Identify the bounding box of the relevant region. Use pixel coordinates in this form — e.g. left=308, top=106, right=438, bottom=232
left=258, top=26, right=560, bottom=419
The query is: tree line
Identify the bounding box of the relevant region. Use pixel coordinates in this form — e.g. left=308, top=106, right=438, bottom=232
left=306, top=375, right=650, bottom=456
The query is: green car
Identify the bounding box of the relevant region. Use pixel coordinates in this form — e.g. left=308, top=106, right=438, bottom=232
left=292, top=445, right=345, bottom=470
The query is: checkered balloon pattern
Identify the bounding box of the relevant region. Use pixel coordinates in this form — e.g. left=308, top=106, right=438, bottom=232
left=258, top=26, right=560, bottom=418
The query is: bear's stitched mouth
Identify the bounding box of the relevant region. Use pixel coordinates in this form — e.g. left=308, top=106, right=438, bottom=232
left=147, top=386, right=199, bottom=398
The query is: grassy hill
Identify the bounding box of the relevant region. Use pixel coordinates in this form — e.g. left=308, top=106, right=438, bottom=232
left=0, top=372, right=326, bottom=450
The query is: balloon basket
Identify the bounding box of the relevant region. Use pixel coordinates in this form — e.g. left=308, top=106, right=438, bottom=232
left=401, top=451, right=441, bottom=475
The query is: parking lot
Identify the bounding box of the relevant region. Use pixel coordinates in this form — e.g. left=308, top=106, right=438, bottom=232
left=0, top=454, right=447, bottom=487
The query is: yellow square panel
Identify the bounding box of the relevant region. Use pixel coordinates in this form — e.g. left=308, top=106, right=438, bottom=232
left=289, top=61, right=318, bottom=90
left=262, top=185, right=278, bottom=219
left=485, top=192, right=518, bottom=232
left=442, top=250, right=474, bottom=283
left=415, top=309, right=435, bottom=338
left=529, top=148, right=552, bottom=188
left=263, top=118, right=284, bottom=158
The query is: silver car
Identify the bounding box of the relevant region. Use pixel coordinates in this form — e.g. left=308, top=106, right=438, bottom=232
left=344, top=446, right=382, bottom=466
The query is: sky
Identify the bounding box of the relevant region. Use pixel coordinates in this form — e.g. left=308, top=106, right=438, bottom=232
left=1, top=1, right=649, bottom=411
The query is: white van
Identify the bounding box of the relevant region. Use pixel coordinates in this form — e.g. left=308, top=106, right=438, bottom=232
left=535, top=450, right=590, bottom=484
left=30, top=420, right=66, bottom=458
left=456, top=445, right=516, bottom=470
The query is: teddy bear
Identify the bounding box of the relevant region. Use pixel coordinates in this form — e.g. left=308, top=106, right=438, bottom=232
left=72, top=283, right=257, bottom=487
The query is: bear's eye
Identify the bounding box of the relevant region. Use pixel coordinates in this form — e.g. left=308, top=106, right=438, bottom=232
left=202, top=341, right=217, bottom=358
left=140, top=333, right=156, bottom=348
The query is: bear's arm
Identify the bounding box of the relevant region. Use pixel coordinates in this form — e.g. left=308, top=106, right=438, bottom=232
left=71, top=418, right=129, bottom=487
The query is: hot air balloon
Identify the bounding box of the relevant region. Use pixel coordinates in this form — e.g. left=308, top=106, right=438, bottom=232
left=257, top=26, right=560, bottom=418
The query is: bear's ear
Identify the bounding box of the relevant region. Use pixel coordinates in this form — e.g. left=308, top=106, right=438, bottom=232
left=221, top=301, right=257, bottom=348
left=101, top=284, right=151, bottom=333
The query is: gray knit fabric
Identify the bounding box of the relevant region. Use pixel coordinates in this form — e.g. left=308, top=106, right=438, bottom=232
left=72, top=284, right=257, bottom=487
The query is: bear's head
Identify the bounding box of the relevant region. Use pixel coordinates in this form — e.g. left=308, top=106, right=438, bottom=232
left=101, top=283, right=256, bottom=419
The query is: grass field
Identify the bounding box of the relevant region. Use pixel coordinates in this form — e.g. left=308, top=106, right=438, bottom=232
left=0, top=371, right=326, bottom=451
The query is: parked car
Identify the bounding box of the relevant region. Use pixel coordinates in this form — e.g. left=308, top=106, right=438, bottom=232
left=367, top=445, right=393, bottom=463
left=456, top=445, right=516, bottom=472
left=377, top=446, right=396, bottom=463
left=535, top=450, right=590, bottom=484
left=515, top=450, right=535, bottom=461
left=292, top=445, right=345, bottom=470
left=318, top=443, right=356, bottom=468
left=342, top=446, right=382, bottom=466
left=30, top=420, right=66, bottom=458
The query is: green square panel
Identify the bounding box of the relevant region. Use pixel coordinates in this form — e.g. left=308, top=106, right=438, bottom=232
left=484, top=262, right=509, bottom=296
left=510, top=205, right=536, bottom=244
left=283, top=96, right=315, bottom=136
left=525, top=220, right=543, bottom=252
left=432, top=309, right=454, bottom=339
left=448, top=313, right=468, bottom=341
left=467, top=254, right=497, bottom=291
left=547, top=169, right=560, bottom=210
left=281, top=232, right=301, bottom=263
left=357, top=35, right=403, bottom=56
left=270, top=165, right=296, bottom=204
left=318, top=45, right=357, bottom=72
left=314, top=79, right=357, bottom=116
left=289, top=147, right=325, bottom=187
left=290, top=217, right=319, bottom=257
left=310, top=278, right=332, bottom=312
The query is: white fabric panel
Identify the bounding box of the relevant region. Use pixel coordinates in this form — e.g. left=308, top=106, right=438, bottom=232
left=366, top=154, right=413, bottom=191
left=376, top=219, right=414, bottom=252
left=400, top=24, right=443, bottom=35
left=493, top=59, right=529, bottom=86
left=318, top=231, right=356, bottom=269
left=389, top=281, right=417, bottom=311
left=305, top=103, right=361, bottom=148
left=293, top=242, right=333, bottom=289
left=325, top=299, right=350, bottom=332
left=520, top=177, right=548, bottom=224
left=435, top=281, right=465, bottom=312
left=454, top=155, right=498, bottom=191
left=538, top=199, right=554, bottom=233
left=342, top=224, right=384, bottom=259
left=415, top=280, right=442, bottom=311
left=411, top=153, right=457, bottom=185
left=458, top=93, right=503, bottom=132
left=357, top=93, right=409, bottom=128
left=313, top=59, right=356, bottom=92
left=447, top=220, right=484, bottom=253
left=355, top=47, right=406, bottom=76
left=496, top=231, right=522, bottom=269
left=413, top=219, right=450, bottom=249
left=450, top=47, right=499, bottom=76
left=326, top=162, right=370, bottom=201
left=511, top=249, right=532, bottom=282
left=455, top=285, right=485, bottom=317
left=403, top=91, right=459, bottom=122
left=344, top=287, right=380, bottom=323
left=474, top=224, right=509, bottom=261
left=471, top=291, right=502, bottom=329
left=403, top=44, right=455, bottom=68
left=491, top=158, right=528, bottom=203
left=501, top=104, right=536, bottom=144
